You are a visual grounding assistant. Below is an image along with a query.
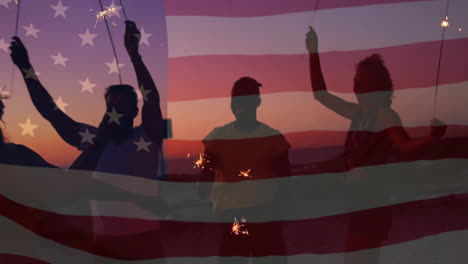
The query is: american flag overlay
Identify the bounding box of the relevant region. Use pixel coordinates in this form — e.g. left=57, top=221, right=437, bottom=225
left=1, top=0, right=468, bottom=263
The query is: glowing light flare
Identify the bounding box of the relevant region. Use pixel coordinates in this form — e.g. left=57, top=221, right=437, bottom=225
left=0, top=85, right=11, bottom=99
left=239, top=169, right=253, bottom=178
left=441, top=16, right=449, bottom=28
left=231, top=217, right=249, bottom=236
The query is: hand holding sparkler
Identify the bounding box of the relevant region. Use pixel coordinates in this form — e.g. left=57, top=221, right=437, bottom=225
left=125, top=20, right=141, bottom=58
left=429, top=118, right=446, bottom=140
left=305, top=26, right=318, bottom=53
left=9, top=36, right=31, bottom=69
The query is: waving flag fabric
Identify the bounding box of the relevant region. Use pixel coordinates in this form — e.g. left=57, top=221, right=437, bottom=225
left=1, top=0, right=468, bottom=263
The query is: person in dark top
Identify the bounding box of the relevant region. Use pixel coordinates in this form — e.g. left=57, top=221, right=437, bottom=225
left=306, top=27, right=446, bottom=263
left=199, top=77, right=291, bottom=264
left=8, top=20, right=166, bottom=260
left=0, top=100, right=55, bottom=168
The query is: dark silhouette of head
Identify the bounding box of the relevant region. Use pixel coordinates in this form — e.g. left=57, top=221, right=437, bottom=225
left=353, top=54, right=394, bottom=109
left=231, top=77, right=262, bottom=127
left=104, top=85, right=138, bottom=129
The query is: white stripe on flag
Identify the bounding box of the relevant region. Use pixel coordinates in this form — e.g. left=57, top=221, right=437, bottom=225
left=2, top=158, right=468, bottom=222
left=167, top=0, right=468, bottom=57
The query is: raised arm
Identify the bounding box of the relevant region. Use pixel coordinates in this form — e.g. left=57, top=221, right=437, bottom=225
left=377, top=109, right=447, bottom=153
left=124, top=21, right=163, bottom=142
left=306, top=27, right=360, bottom=119
left=9, top=37, right=81, bottom=147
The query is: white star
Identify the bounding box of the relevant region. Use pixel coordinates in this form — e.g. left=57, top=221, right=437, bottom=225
left=22, top=67, right=38, bottom=80
left=0, top=38, right=9, bottom=53
left=106, top=107, right=123, bottom=125
left=79, top=77, right=96, bottom=94
left=0, top=0, right=12, bottom=8
left=79, top=128, right=96, bottom=144
left=105, top=58, right=124, bottom=74
left=53, top=96, right=69, bottom=112
left=24, top=24, right=40, bottom=39
left=51, top=52, right=69, bottom=66
left=139, top=85, right=151, bottom=102
left=104, top=0, right=122, bottom=18
left=136, top=27, right=152, bottom=46
left=78, top=28, right=97, bottom=47
left=51, top=0, right=69, bottom=18
left=18, top=118, right=39, bottom=137
left=133, top=137, right=152, bottom=152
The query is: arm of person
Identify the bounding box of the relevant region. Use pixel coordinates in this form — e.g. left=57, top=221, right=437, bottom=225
left=378, top=109, right=447, bottom=153
left=9, top=37, right=81, bottom=147
left=124, top=21, right=164, bottom=143
left=306, top=27, right=360, bottom=119
left=69, top=115, right=112, bottom=171
left=14, top=144, right=57, bottom=168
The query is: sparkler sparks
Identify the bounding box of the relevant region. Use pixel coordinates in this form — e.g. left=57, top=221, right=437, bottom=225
left=441, top=16, right=449, bottom=28
left=94, top=6, right=118, bottom=28
left=239, top=169, right=253, bottom=178
left=231, top=217, right=249, bottom=236
left=192, top=153, right=211, bottom=170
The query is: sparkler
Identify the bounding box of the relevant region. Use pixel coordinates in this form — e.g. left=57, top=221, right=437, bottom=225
left=231, top=217, right=249, bottom=236
left=192, top=153, right=211, bottom=170
left=4, top=0, right=22, bottom=100
left=119, top=0, right=128, bottom=20
left=14, top=0, right=20, bottom=36
left=239, top=169, right=253, bottom=178
left=433, top=0, right=451, bottom=117
left=94, top=6, right=118, bottom=28
left=96, top=0, right=123, bottom=84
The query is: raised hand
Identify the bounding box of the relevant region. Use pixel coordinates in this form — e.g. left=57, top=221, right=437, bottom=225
left=124, top=20, right=140, bottom=57
left=305, top=26, right=318, bottom=53
left=9, top=36, right=30, bottom=68
left=430, top=118, right=447, bottom=140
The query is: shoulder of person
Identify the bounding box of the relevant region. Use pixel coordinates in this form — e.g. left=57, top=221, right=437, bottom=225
left=257, top=122, right=291, bottom=149
left=203, top=122, right=235, bottom=141
left=376, top=107, right=402, bottom=128
left=256, top=122, right=283, bottom=135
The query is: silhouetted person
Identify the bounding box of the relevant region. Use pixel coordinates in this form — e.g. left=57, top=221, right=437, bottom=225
left=0, top=99, right=55, bottom=168
left=9, top=21, right=165, bottom=260
left=199, top=77, right=291, bottom=264
left=306, top=27, right=446, bottom=263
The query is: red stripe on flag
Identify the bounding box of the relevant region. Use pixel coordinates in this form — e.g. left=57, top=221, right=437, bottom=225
left=2, top=193, right=468, bottom=259
left=0, top=254, right=50, bottom=264
left=165, top=0, right=429, bottom=17
left=168, top=38, right=468, bottom=102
